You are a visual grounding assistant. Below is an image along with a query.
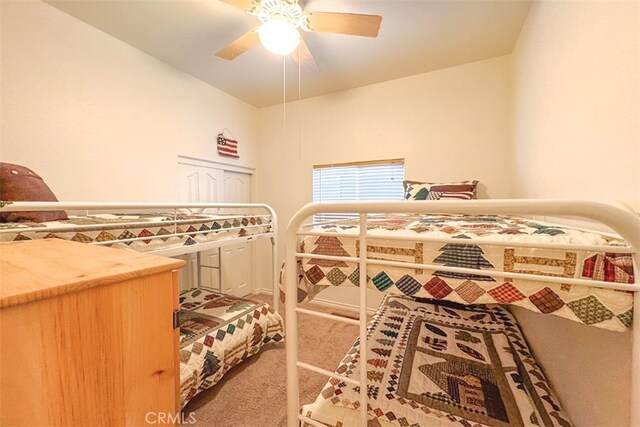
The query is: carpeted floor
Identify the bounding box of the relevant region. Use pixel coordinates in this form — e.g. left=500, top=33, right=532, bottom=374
left=183, top=293, right=361, bottom=427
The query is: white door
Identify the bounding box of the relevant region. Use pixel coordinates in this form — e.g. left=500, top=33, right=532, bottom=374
left=177, top=163, right=253, bottom=296
left=220, top=171, right=253, bottom=296
left=177, top=163, right=224, bottom=290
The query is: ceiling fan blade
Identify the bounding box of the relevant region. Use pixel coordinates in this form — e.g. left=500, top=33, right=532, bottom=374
left=215, top=29, right=260, bottom=60
left=293, top=36, right=320, bottom=75
left=305, top=12, right=382, bottom=37
left=219, top=0, right=257, bottom=13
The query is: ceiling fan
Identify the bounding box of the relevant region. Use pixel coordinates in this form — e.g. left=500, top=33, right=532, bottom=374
left=215, top=0, right=382, bottom=72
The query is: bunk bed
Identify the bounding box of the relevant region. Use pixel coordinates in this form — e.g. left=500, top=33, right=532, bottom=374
left=283, top=200, right=640, bottom=427
left=0, top=201, right=284, bottom=406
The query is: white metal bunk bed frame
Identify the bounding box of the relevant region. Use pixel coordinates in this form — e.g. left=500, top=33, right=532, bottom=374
left=0, top=201, right=280, bottom=312
left=284, top=200, right=640, bottom=427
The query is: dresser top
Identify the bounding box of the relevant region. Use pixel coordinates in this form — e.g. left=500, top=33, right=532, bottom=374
left=0, top=239, right=185, bottom=308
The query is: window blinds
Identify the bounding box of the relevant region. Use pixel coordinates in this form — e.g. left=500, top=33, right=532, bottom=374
left=312, top=159, right=405, bottom=222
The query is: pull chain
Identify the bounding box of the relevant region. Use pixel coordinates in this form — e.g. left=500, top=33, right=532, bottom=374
left=298, top=44, right=302, bottom=159
left=283, top=55, right=286, bottom=158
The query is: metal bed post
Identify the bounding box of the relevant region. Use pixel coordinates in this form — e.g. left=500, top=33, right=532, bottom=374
left=285, top=211, right=302, bottom=427
left=218, top=250, right=223, bottom=291
left=269, top=206, right=280, bottom=313
left=272, top=236, right=280, bottom=313
left=286, top=206, right=370, bottom=427
left=196, top=252, right=202, bottom=289
left=358, top=214, right=368, bottom=425
left=632, top=252, right=640, bottom=427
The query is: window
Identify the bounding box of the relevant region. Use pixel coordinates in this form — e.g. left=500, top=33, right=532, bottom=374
left=312, top=159, right=405, bottom=222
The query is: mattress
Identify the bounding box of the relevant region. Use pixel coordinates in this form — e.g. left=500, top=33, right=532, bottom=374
left=302, top=294, right=571, bottom=427
left=179, top=288, right=284, bottom=406
left=290, top=214, right=634, bottom=331
left=0, top=212, right=272, bottom=252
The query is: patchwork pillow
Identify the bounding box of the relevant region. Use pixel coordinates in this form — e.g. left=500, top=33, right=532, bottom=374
left=403, top=180, right=479, bottom=200
left=0, top=163, right=68, bottom=223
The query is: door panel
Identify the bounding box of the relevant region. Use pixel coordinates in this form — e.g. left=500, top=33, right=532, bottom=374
left=199, top=248, right=219, bottom=268
left=223, top=171, right=250, bottom=204
left=221, top=244, right=250, bottom=296
left=184, top=172, right=200, bottom=203
left=178, top=164, right=224, bottom=204
left=177, top=253, right=198, bottom=291
left=202, top=172, right=222, bottom=204
left=222, top=171, right=252, bottom=297
left=201, top=266, right=220, bottom=290
left=200, top=249, right=220, bottom=290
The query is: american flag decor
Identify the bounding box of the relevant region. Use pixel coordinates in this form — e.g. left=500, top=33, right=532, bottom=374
left=217, top=133, right=239, bottom=158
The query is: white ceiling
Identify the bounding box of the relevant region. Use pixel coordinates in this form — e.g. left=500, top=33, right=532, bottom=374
left=44, top=0, right=532, bottom=107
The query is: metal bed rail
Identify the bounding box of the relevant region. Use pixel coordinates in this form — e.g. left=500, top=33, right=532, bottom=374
left=0, top=201, right=280, bottom=312
left=284, top=200, right=640, bottom=427
left=0, top=214, right=272, bottom=234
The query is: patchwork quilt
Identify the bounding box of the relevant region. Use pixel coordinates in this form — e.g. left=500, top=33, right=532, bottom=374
left=179, top=288, right=284, bottom=406
left=288, top=214, right=634, bottom=331
left=0, top=212, right=272, bottom=252
left=302, top=295, right=571, bottom=427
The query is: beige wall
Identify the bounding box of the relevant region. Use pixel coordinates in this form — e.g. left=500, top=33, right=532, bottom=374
left=0, top=0, right=259, bottom=202
left=511, top=0, right=640, bottom=210
left=509, top=2, right=639, bottom=425
left=2, top=1, right=638, bottom=424
left=255, top=55, right=513, bottom=296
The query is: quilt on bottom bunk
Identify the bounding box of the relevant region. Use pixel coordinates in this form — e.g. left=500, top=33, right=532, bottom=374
left=179, top=288, right=284, bottom=406
left=303, top=295, right=571, bottom=427
left=291, top=214, right=634, bottom=331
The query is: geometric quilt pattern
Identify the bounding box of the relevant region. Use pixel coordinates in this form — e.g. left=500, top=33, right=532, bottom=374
left=302, top=295, right=572, bottom=426
left=566, top=295, right=614, bottom=325
left=286, top=213, right=635, bottom=331
left=178, top=288, right=284, bottom=407
left=2, top=212, right=272, bottom=253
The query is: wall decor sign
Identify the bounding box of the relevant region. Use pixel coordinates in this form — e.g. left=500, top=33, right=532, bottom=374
left=217, top=130, right=239, bottom=158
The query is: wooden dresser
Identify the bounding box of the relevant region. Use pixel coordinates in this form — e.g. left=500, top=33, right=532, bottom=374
left=0, top=239, right=185, bottom=426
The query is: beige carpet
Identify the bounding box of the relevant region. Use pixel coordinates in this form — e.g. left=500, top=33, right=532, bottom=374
left=183, top=293, right=361, bottom=427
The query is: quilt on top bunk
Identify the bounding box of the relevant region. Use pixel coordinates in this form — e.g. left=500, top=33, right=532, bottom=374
left=0, top=212, right=271, bottom=252
left=290, top=214, right=634, bottom=331
left=302, top=295, right=571, bottom=427
left=178, top=288, right=284, bottom=406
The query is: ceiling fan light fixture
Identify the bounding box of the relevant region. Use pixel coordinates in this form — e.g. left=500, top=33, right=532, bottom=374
left=258, top=18, right=300, bottom=55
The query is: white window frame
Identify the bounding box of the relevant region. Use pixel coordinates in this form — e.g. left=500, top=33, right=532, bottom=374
left=312, top=158, right=405, bottom=223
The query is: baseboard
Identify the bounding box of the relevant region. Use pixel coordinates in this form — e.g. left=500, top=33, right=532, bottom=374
left=308, top=297, right=378, bottom=315
left=253, top=286, right=377, bottom=314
